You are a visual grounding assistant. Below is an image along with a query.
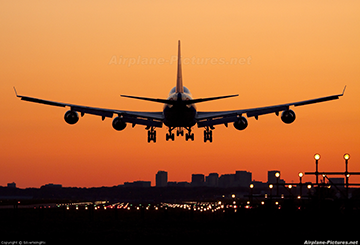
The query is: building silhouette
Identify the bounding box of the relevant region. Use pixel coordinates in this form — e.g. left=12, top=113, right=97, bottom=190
left=267, top=170, right=285, bottom=184
left=124, top=181, right=151, bottom=187
left=206, top=173, right=219, bottom=187
left=328, top=178, right=344, bottom=187
left=7, top=182, right=16, bottom=188
left=156, top=171, right=168, bottom=187
left=235, top=171, right=252, bottom=187
left=192, top=174, right=205, bottom=187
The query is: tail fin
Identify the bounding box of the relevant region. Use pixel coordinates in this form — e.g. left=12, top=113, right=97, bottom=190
left=176, top=40, right=184, bottom=93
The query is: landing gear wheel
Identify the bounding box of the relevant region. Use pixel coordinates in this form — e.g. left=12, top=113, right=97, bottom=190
left=186, top=133, right=194, bottom=141
left=204, top=127, right=213, bottom=143
left=147, top=127, right=156, bottom=143
left=166, top=133, right=175, bottom=141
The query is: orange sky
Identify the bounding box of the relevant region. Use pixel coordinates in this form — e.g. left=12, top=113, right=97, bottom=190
left=1, top=1, right=359, bottom=188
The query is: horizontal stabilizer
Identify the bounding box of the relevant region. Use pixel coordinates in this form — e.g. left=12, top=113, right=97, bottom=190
left=184, top=94, right=238, bottom=104
left=121, top=94, right=238, bottom=105
left=121, top=95, right=176, bottom=104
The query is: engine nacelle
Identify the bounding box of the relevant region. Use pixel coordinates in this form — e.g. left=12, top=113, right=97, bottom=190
left=64, top=110, right=79, bottom=125
left=112, top=117, right=127, bottom=131
left=233, top=116, right=248, bottom=130
left=281, top=109, right=296, bottom=124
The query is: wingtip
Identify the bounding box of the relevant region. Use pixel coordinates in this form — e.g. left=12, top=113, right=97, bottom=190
left=342, top=85, right=347, bottom=95
left=13, top=86, right=19, bottom=97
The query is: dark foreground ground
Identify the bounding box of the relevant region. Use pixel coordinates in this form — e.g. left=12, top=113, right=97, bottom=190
left=1, top=205, right=359, bottom=245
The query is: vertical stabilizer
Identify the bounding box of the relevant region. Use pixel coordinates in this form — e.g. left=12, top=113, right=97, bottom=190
left=176, top=40, right=184, bottom=93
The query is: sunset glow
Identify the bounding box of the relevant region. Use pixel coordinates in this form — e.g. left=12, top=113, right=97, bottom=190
left=1, top=1, right=359, bottom=187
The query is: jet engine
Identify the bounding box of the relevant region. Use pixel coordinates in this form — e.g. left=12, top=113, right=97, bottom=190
left=281, top=109, right=296, bottom=124
left=233, top=116, right=248, bottom=130
left=64, top=110, right=79, bottom=125
left=112, top=117, right=127, bottom=131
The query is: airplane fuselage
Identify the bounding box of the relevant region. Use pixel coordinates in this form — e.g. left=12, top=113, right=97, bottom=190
left=163, top=88, right=197, bottom=127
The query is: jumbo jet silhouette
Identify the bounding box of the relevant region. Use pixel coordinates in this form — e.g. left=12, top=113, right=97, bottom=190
left=15, top=41, right=345, bottom=143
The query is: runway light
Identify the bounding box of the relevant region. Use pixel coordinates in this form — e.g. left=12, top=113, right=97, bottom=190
left=344, top=154, right=350, bottom=160
left=314, top=154, right=321, bottom=160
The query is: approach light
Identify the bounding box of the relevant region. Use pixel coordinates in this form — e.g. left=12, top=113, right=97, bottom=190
left=307, top=185, right=312, bottom=189
left=314, top=154, right=321, bottom=160
left=288, top=185, right=292, bottom=189
left=250, top=184, right=254, bottom=189
left=269, top=184, right=273, bottom=189
left=232, top=194, right=236, bottom=198
left=298, top=172, right=304, bottom=178
left=344, top=154, right=350, bottom=160
left=275, top=172, right=280, bottom=178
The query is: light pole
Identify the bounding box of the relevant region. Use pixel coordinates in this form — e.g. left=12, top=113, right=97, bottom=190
left=344, top=153, right=350, bottom=198
left=249, top=184, right=254, bottom=203
left=307, top=184, right=312, bottom=198
left=269, top=184, right=273, bottom=202
left=314, top=154, right=321, bottom=186
left=288, top=184, right=293, bottom=197
left=275, top=172, right=280, bottom=197
left=298, top=172, right=303, bottom=197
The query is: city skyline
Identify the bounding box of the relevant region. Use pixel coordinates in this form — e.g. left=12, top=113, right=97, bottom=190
left=4, top=167, right=350, bottom=189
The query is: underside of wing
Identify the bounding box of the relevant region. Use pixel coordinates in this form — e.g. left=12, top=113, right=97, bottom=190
left=14, top=89, right=163, bottom=128
left=196, top=87, right=345, bottom=128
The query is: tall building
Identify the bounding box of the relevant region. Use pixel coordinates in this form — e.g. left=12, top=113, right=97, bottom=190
left=268, top=170, right=285, bottom=184
left=235, top=171, right=252, bottom=187
left=219, top=174, right=235, bottom=188
left=268, top=170, right=280, bottom=183
left=156, top=171, right=168, bottom=187
left=191, top=174, right=205, bottom=187
left=206, top=173, right=219, bottom=187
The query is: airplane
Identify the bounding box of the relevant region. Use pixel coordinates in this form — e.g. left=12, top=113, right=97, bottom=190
left=14, top=41, right=346, bottom=143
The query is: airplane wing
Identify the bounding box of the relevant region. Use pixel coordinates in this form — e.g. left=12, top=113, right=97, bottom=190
left=196, top=87, right=346, bottom=127
left=14, top=88, right=163, bottom=128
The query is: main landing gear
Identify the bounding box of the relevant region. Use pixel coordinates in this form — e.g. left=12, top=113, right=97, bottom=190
left=166, top=127, right=175, bottom=141
left=185, top=127, right=194, bottom=141
left=147, top=126, right=156, bottom=143
left=204, top=126, right=214, bottom=143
